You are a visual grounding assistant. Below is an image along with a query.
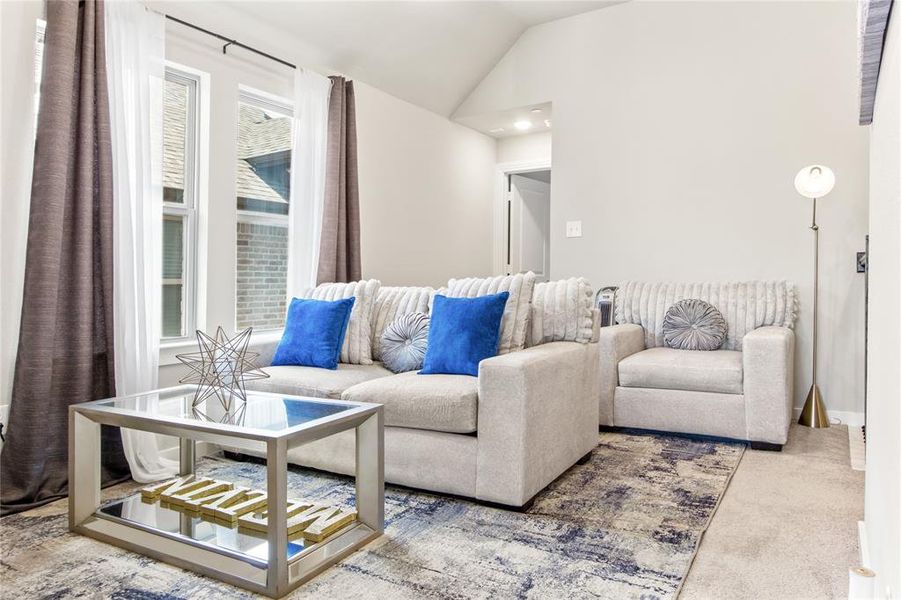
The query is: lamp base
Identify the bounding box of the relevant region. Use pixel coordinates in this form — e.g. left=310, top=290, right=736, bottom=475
left=798, top=383, right=830, bottom=428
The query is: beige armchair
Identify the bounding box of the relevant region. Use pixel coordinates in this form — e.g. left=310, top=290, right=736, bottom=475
left=598, top=281, right=797, bottom=450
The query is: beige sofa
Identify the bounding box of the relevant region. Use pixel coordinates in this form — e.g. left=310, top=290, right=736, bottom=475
left=244, top=280, right=601, bottom=508
left=598, top=281, right=797, bottom=450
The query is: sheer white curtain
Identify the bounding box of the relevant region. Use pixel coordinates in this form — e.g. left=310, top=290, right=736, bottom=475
left=106, top=0, right=178, bottom=482
left=287, top=69, right=332, bottom=296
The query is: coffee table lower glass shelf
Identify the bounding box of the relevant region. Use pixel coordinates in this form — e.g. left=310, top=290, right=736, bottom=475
left=69, top=386, right=384, bottom=598
left=97, top=494, right=344, bottom=564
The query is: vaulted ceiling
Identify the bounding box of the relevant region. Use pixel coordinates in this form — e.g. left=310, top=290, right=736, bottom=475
left=162, top=1, right=622, bottom=117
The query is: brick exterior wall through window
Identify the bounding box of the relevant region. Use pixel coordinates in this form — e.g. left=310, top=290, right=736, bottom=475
left=236, top=221, right=288, bottom=330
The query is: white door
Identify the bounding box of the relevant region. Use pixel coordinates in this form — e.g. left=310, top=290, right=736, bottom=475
left=509, top=172, right=551, bottom=281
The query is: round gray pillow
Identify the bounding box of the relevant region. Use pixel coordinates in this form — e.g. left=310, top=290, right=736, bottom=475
left=662, top=299, right=728, bottom=351
left=380, top=313, right=430, bottom=373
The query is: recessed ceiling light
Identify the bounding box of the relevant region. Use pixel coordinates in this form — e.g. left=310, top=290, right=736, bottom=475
left=544, top=119, right=552, bottom=128
left=513, top=120, right=533, bottom=131
left=489, top=127, right=505, bottom=133
left=530, top=108, right=542, bottom=113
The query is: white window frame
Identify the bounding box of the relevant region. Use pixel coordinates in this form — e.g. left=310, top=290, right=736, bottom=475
left=162, top=65, right=201, bottom=342
left=235, top=87, right=293, bottom=332
left=235, top=87, right=293, bottom=228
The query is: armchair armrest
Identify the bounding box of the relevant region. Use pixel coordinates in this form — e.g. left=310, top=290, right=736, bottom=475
left=743, top=326, right=795, bottom=445
left=476, top=341, right=600, bottom=506
left=597, top=324, right=645, bottom=425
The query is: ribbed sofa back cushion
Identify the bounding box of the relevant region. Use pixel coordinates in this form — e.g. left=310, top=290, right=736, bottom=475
left=370, top=286, right=433, bottom=361
left=529, top=277, right=595, bottom=345
left=445, top=272, right=536, bottom=354
left=301, top=279, right=381, bottom=364
left=615, top=281, right=797, bottom=351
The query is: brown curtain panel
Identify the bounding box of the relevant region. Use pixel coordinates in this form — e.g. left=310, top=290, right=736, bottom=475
left=317, top=76, right=362, bottom=284
left=0, top=0, right=129, bottom=516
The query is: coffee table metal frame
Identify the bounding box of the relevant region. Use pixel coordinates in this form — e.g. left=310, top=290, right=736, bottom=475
left=68, top=385, right=384, bottom=598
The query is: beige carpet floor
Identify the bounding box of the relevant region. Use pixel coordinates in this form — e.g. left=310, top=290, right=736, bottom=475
left=681, top=424, right=865, bottom=600
left=1, top=431, right=742, bottom=599
left=0, top=425, right=863, bottom=599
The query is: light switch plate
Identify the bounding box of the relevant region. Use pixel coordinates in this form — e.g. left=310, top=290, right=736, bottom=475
left=566, top=221, right=582, bottom=238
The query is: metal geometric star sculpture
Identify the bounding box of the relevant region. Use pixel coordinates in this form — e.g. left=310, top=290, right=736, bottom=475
left=192, top=401, right=247, bottom=426
left=176, top=326, right=269, bottom=411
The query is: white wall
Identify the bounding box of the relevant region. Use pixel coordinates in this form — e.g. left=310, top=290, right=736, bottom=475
left=864, top=9, right=900, bottom=599
left=356, top=82, right=496, bottom=287
left=456, top=1, right=870, bottom=415
left=0, top=0, right=43, bottom=425
left=498, top=131, right=552, bottom=164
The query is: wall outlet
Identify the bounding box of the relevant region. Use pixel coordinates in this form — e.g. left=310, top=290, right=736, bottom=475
left=566, top=221, right=582, bottom=238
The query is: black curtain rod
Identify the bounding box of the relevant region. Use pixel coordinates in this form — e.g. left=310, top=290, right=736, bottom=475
left=76, top=1, right=297, bottom=71
left=164, top=14, right=296, bottom=70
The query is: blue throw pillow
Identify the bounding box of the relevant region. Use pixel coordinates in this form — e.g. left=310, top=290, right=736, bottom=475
left=419, top=292, right=509, bottom=377
left=272, top=297, right=355, bottom=370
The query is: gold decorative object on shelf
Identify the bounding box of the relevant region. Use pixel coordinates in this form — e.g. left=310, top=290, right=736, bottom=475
left=176, top=326, right=269, bottom=411
left=139, top=476, right=357, bottom=541
left=238, top=501, right=357, bottom=541
left=200, top=487, right=263, bottom=520
left=216, top=490, right=269, bottom=522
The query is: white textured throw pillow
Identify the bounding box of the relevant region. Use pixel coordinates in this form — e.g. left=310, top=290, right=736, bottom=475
left=370, top=286, right=433, bottom=361
left=530, top=278, right=595, bottom=345
left=444, top=272, right=536, bottom=354
left=300, top=280, right=380, bottom=365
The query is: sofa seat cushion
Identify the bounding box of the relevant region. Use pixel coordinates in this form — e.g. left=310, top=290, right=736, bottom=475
left=342, top=371, right=478, bottom=434
left=618, top=347, right=743, bottom=394
left=251, top=363, right=393, bottom=399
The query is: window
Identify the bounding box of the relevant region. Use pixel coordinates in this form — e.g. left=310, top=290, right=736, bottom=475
left=235, top=90, right=293, bottom=331
left=162, top=67, right=200, bottom=339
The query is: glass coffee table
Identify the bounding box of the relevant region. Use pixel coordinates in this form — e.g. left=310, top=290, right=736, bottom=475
left=68, top=385, right=384, bottom=598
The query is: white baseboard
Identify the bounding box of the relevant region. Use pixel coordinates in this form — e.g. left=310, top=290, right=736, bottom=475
left=793, top=407, right=865, bottom=427
left=848, top=426, right=866, bottom=471
left=851, top=521, right=879, bottom=600
left=858, top=520, right=870, bottom=569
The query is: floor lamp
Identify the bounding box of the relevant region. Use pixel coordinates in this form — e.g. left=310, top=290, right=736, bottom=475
left=794, top=164, right=835, bottom=428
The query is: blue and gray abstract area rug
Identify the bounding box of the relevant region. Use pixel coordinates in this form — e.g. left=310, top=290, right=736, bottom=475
left=0, top=431, right=743, bottom=599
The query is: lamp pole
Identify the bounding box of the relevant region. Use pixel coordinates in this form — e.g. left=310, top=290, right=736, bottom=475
left=812, top=197, right=818, bottom=386
left=798, top=194, right=830, bottom=428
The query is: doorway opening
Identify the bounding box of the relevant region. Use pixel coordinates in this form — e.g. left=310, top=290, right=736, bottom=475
left=493, top=161, right=552, bottom=281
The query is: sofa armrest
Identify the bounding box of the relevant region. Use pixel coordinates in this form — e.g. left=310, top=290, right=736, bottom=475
left=250, top=334, right=281, bottom=368
left=476, top=341, right=600, bottom=506
left=597, top=324, right=645, bottom=425
left=743, top=326, right=795, bottom=445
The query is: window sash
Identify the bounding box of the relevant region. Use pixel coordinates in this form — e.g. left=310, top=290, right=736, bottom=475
left=238, top=87, right=294, bottom=119
left=235, top=88, right=293, bottom=333
left=162, top=65, right=200, bottom=342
